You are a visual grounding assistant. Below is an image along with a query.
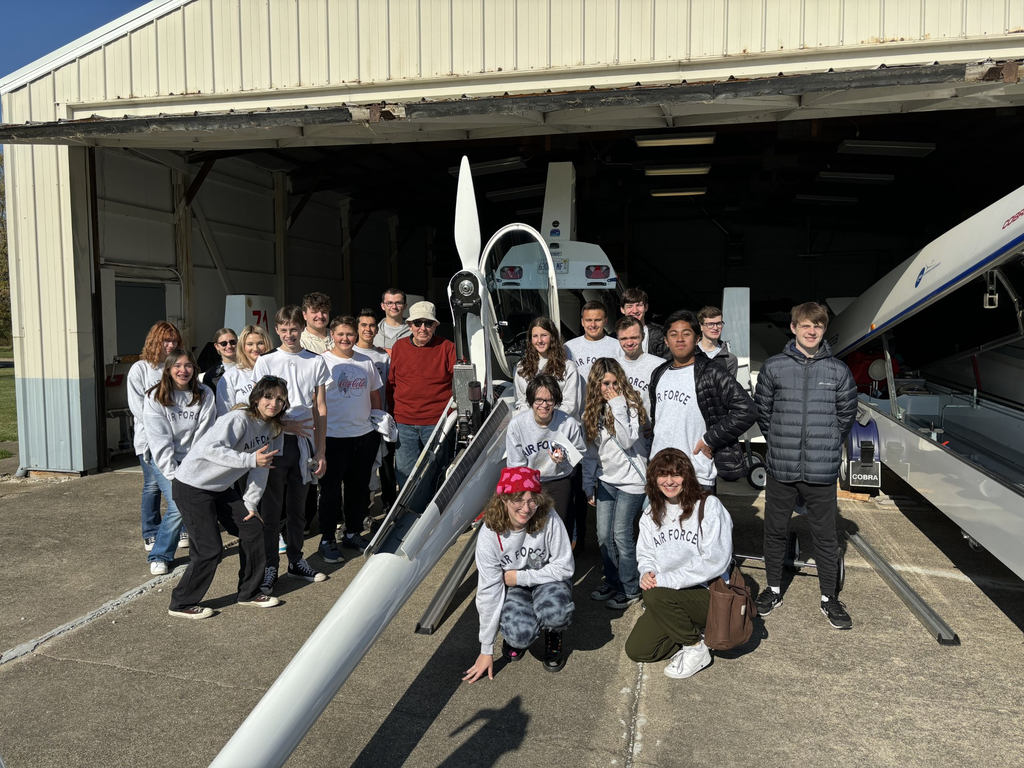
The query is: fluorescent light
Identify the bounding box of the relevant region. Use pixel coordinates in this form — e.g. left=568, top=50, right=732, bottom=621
left=795, top=194, right=858, bottom=205
left=635, top=132, right=716, bottom=147
left=515, top=207, right=543, bottom=216
left=837, top=140, right=935, bottom=157
left=650, top=187, right=707, bottom=197
left=486, top=184, right=546, bottom=202
left=817, top=171, right=894, bottom=184
left=644, top=164, right=711, bottom=176
left=448, top=156, right=525, bottom=176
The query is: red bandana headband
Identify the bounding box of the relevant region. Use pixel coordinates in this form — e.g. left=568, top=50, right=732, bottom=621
left=496, top=466, right=542, bottom=495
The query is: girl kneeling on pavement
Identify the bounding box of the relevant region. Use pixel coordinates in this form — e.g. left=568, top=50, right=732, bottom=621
left=582, top=358, right=649, bottom=611
left=463, top=467, right=575, bottom=682
left=167, top=377, right=288, bottom=619
left=624, top=448, right=733, bottom=679
left=144, top=349, right=217, bottom=575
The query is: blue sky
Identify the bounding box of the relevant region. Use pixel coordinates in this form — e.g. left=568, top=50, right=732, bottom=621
left=1, top=1, right=142, bottom=82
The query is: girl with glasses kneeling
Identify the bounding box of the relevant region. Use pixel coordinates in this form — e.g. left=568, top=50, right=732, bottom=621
left=463, top=466, right=575, bottom=682
left=624, top=448, right=734, bottom=680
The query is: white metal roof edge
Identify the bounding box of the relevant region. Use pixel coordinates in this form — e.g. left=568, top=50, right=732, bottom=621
left=0, top=0, right=192, bottom=95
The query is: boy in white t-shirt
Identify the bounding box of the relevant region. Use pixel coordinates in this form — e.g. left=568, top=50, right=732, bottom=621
left=252, top=305, right=330, bottom=593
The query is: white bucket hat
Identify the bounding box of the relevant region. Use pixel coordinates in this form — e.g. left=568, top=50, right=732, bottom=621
left=406, top=301, right=439, bottom=324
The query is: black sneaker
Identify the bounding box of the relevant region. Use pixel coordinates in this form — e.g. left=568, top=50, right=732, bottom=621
left=755, top=587, right=782, bottom=616
left=341, top=533, right=371, bottom=552
left=821, top=596, right=853, bottom=629
left=286, top=558, right=327, bottom=582
left=542, top=630, right=566, bottom=673
left=260, top=566, right=278, bottom=595
left=502, top=640, right=525, bottom=662
left=607, top=593, right=642, bottom=611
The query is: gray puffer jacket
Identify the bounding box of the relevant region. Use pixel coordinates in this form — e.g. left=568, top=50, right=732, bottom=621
left=754, top=340, right=857, bottom=484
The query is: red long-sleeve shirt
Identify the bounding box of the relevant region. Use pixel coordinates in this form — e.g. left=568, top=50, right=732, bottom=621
left=387, top=336, right=456, bottom=426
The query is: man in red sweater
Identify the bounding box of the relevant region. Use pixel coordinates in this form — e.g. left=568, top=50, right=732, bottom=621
left=387, top=301, right=456, bottom=493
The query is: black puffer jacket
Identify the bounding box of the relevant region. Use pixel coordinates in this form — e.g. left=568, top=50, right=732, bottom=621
left=754, top=340, right=858, bottom=484
left=646, top=322, right=670, bottom=360
left=649, top=352, right=758, bottom=480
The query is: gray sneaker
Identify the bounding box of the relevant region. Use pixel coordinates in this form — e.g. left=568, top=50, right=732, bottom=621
left=607, top=593, right=642, bottom=610
left=590, top=584, right=617, bottom=602
left=317, top=539, right=344, bottom=564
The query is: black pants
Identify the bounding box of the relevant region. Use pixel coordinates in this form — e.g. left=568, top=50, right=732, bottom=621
left=379, top=442, right=398, bottom=509
left=262, top=434, right=311, bottom=568
left=169, top=480, right=266, bottom=609
left=320, top=431, right=381, bottom=539
left=570, top=465, right=588, bottom=547
left=763, top=475, right=840, bottom=596
left=542, top=476, right=573, bottom=534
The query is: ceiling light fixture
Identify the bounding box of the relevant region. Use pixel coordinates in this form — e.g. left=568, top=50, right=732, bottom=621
left=644, top=164, right=712, bottom=176
left=485, top=184, right=546, bottom=202
left=635, top=132, right=716, bottom=147
left=448, top=156, right=526, bottom=176
left=837, top=140, right=935, bottom=157
left=817, top=171, right=894, bottom=184
left=650, top=187, right=707, bottom=197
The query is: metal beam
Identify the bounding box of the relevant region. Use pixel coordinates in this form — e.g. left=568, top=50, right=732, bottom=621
left=286, top=192, right=314, bottom=230
left=173, top=158, right=216, bottom=222
left=191, top=202, right=235, bottom=296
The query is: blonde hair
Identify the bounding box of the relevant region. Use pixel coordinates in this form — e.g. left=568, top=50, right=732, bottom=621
left=582, top=358, right=647, bottom=443
left=237, top=325, right=273, bottom=371
left=482, top=490, right=555, bottom=536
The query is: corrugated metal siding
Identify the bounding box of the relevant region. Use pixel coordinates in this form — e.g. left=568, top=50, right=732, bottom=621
left=6, top=0, right=1024, bottom=123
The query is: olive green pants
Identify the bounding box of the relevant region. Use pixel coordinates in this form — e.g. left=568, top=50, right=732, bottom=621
left=624, top=586, right=710, bottom=663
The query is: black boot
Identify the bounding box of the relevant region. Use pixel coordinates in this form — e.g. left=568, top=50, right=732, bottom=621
left=542, top=630, right=566, bottom=673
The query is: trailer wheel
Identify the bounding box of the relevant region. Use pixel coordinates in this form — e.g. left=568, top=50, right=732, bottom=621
left=836, top=552, right=846, bottom=594
left=747, top=464, right=767, bottom=489
left=838, top=443, right=851, bottom=491
left=783, top=532, right=800, bottom=573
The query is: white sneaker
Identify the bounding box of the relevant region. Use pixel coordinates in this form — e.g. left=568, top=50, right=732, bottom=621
left=278, top=534, right=287, bottom=554
left=663, top=641, right=711, bottom=679
left=150, top=561, right=169, bottom=576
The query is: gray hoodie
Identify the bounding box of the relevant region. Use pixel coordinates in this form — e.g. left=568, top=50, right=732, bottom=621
left=636, top=496, right=733, bottom=590
left=175, top=409, right=284, bottom=511
left=582, top=396, right=647, bottom=497
left=475, top=510, right=575, bottom=654
left=142, top=385, right=217, bottom=480
left=506, top=409, right=586, bottom=482
left=216, top=365, right=255, bottom=417
left=127, top=360, right=163, bottom=457
left=513, top=357, right=581, bottom=418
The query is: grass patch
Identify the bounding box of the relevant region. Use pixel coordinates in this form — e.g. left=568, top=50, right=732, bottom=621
left=0, top=449, right=12, bottom=460
left=0, top=368, right=17, bottom=442
left=0, top=346, right=12, bottom=358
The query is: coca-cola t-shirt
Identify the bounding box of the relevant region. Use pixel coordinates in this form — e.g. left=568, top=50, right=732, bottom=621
left=321, top=351, right=382, bottom=438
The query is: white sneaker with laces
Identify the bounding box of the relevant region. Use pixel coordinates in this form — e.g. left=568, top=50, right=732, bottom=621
left=150, top=561, right=169, bottom=576
left=664, top=641, right=711, bottom=679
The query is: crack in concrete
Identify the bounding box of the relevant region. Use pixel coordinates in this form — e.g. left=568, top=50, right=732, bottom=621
left=0, top=566, right=187, bottom=666
left=623, top=662, right=645, bottom=768
left=33, top=651, right=269, bottom=692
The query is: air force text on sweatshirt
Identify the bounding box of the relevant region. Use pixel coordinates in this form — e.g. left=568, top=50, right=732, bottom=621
left=142, top=386, right=217, bottom=480
left=215, top=365, right=255, bottom=417
left=636, top=496, right=733, bottom=590
left=175, top=410, right=284, bottom=511
left=513, top=356, right=582, bottom=418
left=127, top=360, right=164, bottom=457
left=252, top=347, right=330, bottom=424
left=474, top=511, right=575, bottom=654
left=582, top=396, right=647, bottom=497
left=564, top=335, right=622, bottom=384
left=649, top=364, right=716, bottom=485
left=506, top=409, right=587, bottom=481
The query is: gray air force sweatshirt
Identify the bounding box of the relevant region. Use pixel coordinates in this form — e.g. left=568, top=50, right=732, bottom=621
left=142, top=386, right=217, bottom=481
left=174, top=409, right=284, bottom=511
left=475, top=511, right=575, bottom=654
left=636, top=496, right=734, bottom=590
left=128, top=360, right=164, bottom=457
left=505, top=409, right=587, bottom=482
left=582, top=396, right=647, bottom=497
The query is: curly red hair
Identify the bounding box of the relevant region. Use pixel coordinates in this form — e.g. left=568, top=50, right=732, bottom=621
left=140, top=321, right=182, bottom=365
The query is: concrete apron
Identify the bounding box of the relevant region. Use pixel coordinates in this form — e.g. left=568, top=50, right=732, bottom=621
left=1, top=474, right=1023, bottom=767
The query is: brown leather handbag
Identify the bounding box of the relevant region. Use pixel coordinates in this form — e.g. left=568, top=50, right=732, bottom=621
left=695, top=498, right=758, bottom=651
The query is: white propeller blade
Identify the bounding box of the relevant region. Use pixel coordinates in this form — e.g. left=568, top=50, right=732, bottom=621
left=454, top=156, right=481, bottom=272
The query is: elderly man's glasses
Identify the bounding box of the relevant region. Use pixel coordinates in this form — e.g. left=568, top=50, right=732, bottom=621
left=410, top=320, right=435, bottom=328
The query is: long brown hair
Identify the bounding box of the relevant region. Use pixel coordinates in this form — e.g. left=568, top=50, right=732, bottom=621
left=517, top=317, right=569, bottom=381
left=240, top=376, right=290, bottom=437
left=482, top=490, right=555, bottom=536
left=237, top=325, right=273, bottom=371
left=147, top=349, right=204, bottom=408
left=645, top=448, right=704, bottom=527
left=140, top=321, right=182, bottom=365
left=582, top=358, right=647, bottom=442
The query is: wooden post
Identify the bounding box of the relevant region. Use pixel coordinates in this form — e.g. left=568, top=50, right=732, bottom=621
left=173, top=169, right=195, bottom=349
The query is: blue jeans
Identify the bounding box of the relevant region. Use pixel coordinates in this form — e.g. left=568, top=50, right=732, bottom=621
left=595, top=480, right=644, bottom=597
left=395, top=422, right=453, bottom=512
left=145, top=459, right=182, bottom=564
left=139, top=455, right=163, bottom=541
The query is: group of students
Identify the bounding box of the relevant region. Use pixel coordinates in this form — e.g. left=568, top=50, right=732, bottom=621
left=467, top=291, right=857, bottom=679
left=127, top=292, right=415, bottom=619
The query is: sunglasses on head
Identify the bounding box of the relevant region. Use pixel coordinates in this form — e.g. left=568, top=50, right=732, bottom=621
left=410, top=319, right=435, bottom=328
left=217, top=339, right=238, bottom=347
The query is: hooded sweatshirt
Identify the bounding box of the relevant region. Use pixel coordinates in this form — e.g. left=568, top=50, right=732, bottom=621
left=636, top=495, right=733, bottom=590
left=142, top=385, right=217, bottom=480
left=175, top=409, right=284, bottom=511
left=475, top=510, right=575, bottom=654
left=582, top=395, right=647, bottom=497
left=506, top=409, right=586, bottom=482
left=127, top=360, right=164, bottom=457
left=215, top=364, right=255, bottom=417
left=513, top=356, right=582, bottom=418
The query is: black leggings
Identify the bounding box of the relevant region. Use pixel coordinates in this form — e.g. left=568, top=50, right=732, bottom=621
left=319, top=431, right=381, bottom=538
left=542, top=476, right=573, bottom=534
